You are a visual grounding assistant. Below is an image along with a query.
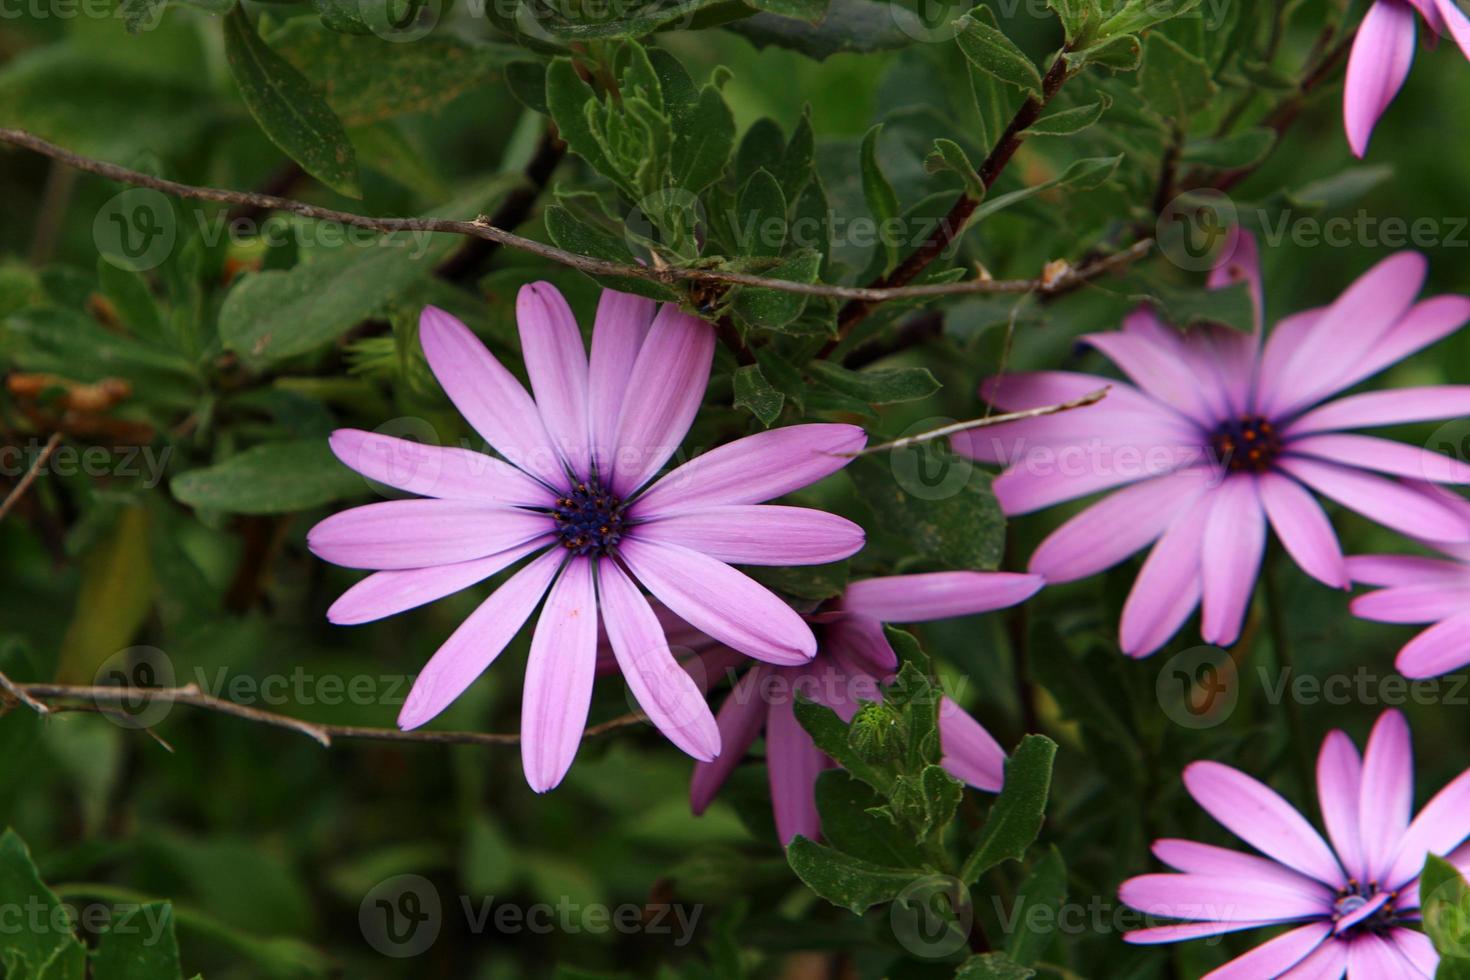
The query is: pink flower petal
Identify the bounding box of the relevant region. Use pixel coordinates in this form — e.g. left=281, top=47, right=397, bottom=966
left=1288, top=386, right=1470, bottom=435
left=517, top=282, right=591, bottom=480
left=938, top=697, right=1005, bottom=792
left=1118, top=872, right=1329, bottom=923
left=1343, top=0, right=1418, bottom=157
left=1388, top=927, right=1440, bottom=976
left=520, top=558, right=600, bottom=792
left=1082, top=325, right=1216, bottom=426
left=1201, top=476, right=1266, bottom=647
left=1258, top=471, right=1349, bottom=589
left=1028, top=470, right=1210, bottom=583
left=327, top=540, right=546, bottom=624
left=598, top=560, right=720, bottom=761
left=1152, top=840, right=1335, bottom=899
left=1433, top=0, right=1470, bottom=56
left=588, top=290, right=656, bottom=475
left=636, top=423, right=866, bottom=517
left=1352, top=583, right=1470, bottom=623
left=307, top=500, right=551, bottom=569
left=619, top=538, right=816, bottom=665
left=1346, top=931, right=1423, bottom=978
left=1347, top=554, right=1470, bottom=587
left=766, top=688, right=829, bottom=844
left=398, top=548, right=563, bottom=730
left=1394, top=610, right=1470, bottom=679
left=608, top=306, right=715, bottom=496
left=1358, top=710, right=1415, bottom=883
left=995, top=452, right=1200, bottom=516
left=1388, top=765, right=1470, bottom=887
left=1119, top=493, right=1212, bottom=658
left=1203, top=922, right=1333, bottom=980
left=1183, top=760, right=1346, bottom=886
left=1278, top=936, right=1349, bottom=979
left=418, top=306, right=564, bottom=489
left=841, top=571, right=1043, bottom=622
left=1207, top=227, right=1265, bottom=337
left=1277, top=457, right=1470, bottom=543
left=1335, top=296, right=1470, bottom=394
left=635, top=504, right=865, bottom=566
left=328, top=429, right=554, bottom=506
left=1289, top=433, right=1470, bottom=484
left=823, top=614, right=899, bottom=675
left=1317, top=731, right=1367, bottom=883
left=690, top=664, right=772, bottom=813
left=1124, top=919, right=1277, bottom=944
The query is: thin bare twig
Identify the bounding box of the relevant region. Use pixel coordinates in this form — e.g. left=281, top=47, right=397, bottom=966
left=0, top=431, right=61, bottom=523
left=0, top=128, right=1138, bottom=307
left=848, top=387, right=1110, bottom=457
left=9, top=677, right=649, bottom=749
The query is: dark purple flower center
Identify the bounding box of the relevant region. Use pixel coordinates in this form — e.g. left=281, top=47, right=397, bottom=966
left=1331, top=881, right=1398, bottom=937
left=1210, top=414, right=1283, bottom=473
left=552, top=478, right=626, bottom=556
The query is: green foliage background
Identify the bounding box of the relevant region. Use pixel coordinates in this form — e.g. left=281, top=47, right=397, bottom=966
left=3, top=0, right=1470, bottom=976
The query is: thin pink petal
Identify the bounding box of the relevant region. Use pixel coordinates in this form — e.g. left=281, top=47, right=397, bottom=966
left=1119, top=873, right=1329, bottom=923
left=1278, top=936, right=1349, bottom=979
left=1288, top=434, right=1470, bottom=484
left=1347, top=554, right=1470, bottom=587
left=1388, top=927, right=1439, bottom=976
left=1394, top=610, right=1470, bottom=679
left=307, top=500, right=551, bottom=570
left=517, top=282, right=591, bottom=479
left=635, top=505, right=865, bottom=566
left=1208, top=226, right=1265, bottom=337
left=608, top=306, right=715, bottom=496
left=1388, top=766, right=1470, bottom=887
left=1288, top=386, right=1470, bottom=435
left=1277, top=457, right=1470, bottom=543
left=619, top=538, right=816, bottom=665
left=1201, top=476, right=1266, bottom=647
left=767, top=690, right=828, bottom=844
left=328, top=540, right=546, bottom=624
left=995, top=453, right=1200, bottom=516
left=1352, top=583, right=1470, bottom=623
left=1434, top=0, right=1470, bottom=56
left=1332, top=296, right=1470, bottom=394
left=587, top=289, right=656, bottom=475
left=1119, top=493, right=1212, bottom=658
left=418, top=306, right=564, bottom=488
left=598, top=559, right=720, bottom=761
left=1152, top=840, right=1334, bottom=899
left=690, top=664, right=771, bottom=813
left=822, top=614, right=899, bottom=675
left=1343, top=0, right=1418, bottom=157
left=1028, top=470, right=1210, bottom=582
left=938, top=697, right=1005, bottom=792
left=1204, top=922, right=1333, bottom=980
left=841, top=571, right=1042, bottom=622
left=1346, top=931, right=1425, bottom=978
left=397, top=549, right=563, bottom=729
left=1184, top=760, right=1346, bottom=886
left=1318, top=731, right=1367, bottom=882
left=1082, top=325, right=1216, bottom=426
left=1124, top=919, right=1278, bottom=944
left=520, top=558, right=599, bottom=792
left=328, top=430, right=554, bottom=506
left=1258, top=471, right=1350, bottom=589
left=636, top=423, right=865, bottom=517
left=1358, top=710, right=1414, bottom=883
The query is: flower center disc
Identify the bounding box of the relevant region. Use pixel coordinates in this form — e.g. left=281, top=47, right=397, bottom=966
left=1211, top=414, right=1283, bottom=473
left=553, top=479, right=626, bottom=556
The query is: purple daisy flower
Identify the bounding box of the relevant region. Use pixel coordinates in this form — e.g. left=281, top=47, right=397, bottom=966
left=1345, top=0, right=1470, bottom=157
left=1120, top=709, right=1470, bottom=978
left=956, top=231, right=1470, bottom=658
left=682, top=571, right=1043, bottom=843
left=311, top=285, right=867, bottom=791
left=1349, top=480, right=1470, bottom=678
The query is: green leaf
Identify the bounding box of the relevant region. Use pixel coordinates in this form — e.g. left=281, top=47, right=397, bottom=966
left=850, top=456, right=1005, bottom=571
left=813, top=771, right=927, bottom=869
left=223, top=6, right=362, bottom=199
left=506, top=60, right=549, bottom=114
left=1423, top=854, right=1470, bottom=962
left=118, top=0, right=165, bottom=34
left=269, top=22, right=511, bottom=126
left=1098, top=0, right=1203, bottom=37
left=96, top=259, right=169, bottom=347
left=1116, top=275, right=1255, bottom=333
left=924, top=138, right=987, bottom=201
left=172, top=440, right=366, bottom=515
left=859, top=125, right=902, bottom=273
left=1023, top=96, right=1110, bottom=137
left=0, top=830, right=76, bottom=978
left=1046, top=0, right=1101, bottom=43
left=1181, top=128, right=1277, bottom=169
left=746, top=0, right=828, bottom=21
left=1005, top=847, right=1067, bottom=966
left=747, top=561, right=849, bottom=601
left=543, top=205, right=678, bottom=301
left=785, top=837, right=917, bottom=915
left=793, top=697, right=892, bottom=793
left=732, top=363, right=785, bottom=426
left=545, top=59, right=621, bottom=188
left=5, top=307, right=198, bottom=408
left=807, top=361, right=940, bottom=405
left=729, top=0, right=918, bottom=60
left=92, top=903, right=184, bottom=980
left=955, top=953, right=1036, bottom=980
left=738, top=169, right=788, bottom=259
left=1138, top=32, right=1216, bottom=120
left=1063, top=34, right=1143, bottom=72
left=960, top=736, right=1057, bottom=883
left=953, top=8, right=1044, bottom=98
left=730, top=249, right=822, bottom=332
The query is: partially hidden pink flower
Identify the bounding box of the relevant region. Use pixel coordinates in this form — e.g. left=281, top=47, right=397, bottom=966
left=682, top=570, right=1043, bottom=844
left=1345, top=0, right=1470, bottom=157
left=957, top=230, right=1470, bottom=658
left=311, top=285, right=867, bottom=791
left=1120, top=709, right=1470, bottom=978
left=1349, top=480, right=1470, bottom=678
